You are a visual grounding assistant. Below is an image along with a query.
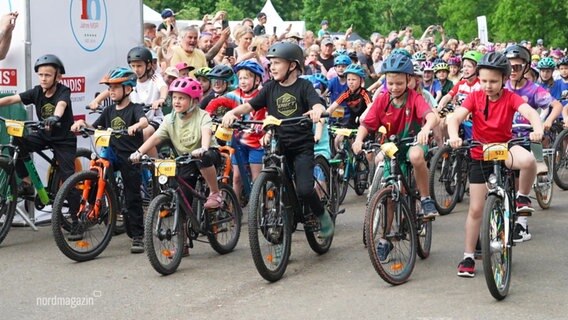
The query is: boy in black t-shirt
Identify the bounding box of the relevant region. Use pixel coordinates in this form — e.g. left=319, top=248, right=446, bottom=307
left=222, top=42, right=334, bottom=238
left=72, top=67, right=148, bottom=253
left=0, top=54, right=76, bottom=197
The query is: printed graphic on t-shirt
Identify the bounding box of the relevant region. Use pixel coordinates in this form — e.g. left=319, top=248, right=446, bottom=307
left=180, top=127, right=198, bottom=147
left=276, top=93, right=298, bottom=117
left=561, top=89, right=568, bottom=102
left=111, top=117, right=127, bottom=138
left=41, top=103, right=56, bottom=119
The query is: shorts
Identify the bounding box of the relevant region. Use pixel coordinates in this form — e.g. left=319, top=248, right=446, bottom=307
left=149, top=120, right=161, bottom=131
left=469, top=160, right=495, bottom=184
left=231, top=145, right=264, bottom=165
left=382, top=144, right=429, bottom=178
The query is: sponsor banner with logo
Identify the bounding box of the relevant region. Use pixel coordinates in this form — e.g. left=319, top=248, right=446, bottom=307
left=29, top=0, right=142, bottom=121
left=0, top=0, right=27, bottom=95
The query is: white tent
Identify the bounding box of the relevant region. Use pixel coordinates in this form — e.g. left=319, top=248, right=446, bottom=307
left=143, top=4, right=162, bottom=22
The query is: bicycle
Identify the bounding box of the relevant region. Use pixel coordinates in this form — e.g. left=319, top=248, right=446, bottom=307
left=364, top=135, right=433, bottom=285
left=142, top=153, right=242, bottom=275
left=0, top=116, right=90, bottom=245
left=51, top=127, right=132, bottom=261
left=330, top=126, right=370, bottom=205
left=247, top=115, right=338, bottom=282
left=461, top=137, right=528, bottom=300
left=551, top=125, right=568, bottom=190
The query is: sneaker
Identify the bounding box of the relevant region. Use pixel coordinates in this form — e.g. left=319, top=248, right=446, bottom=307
left=457, top=257, right=475, bottom=278
left=515, top=196, right=534, bottom=214
left=421, top=198, right=439, bottom=219
left=513, top=223, right=532, bottom=243
left=17, top=181, right=34, bottom=197
left=318, top=210, right=334, bottom=238
left=131, top=237, right=144, bottom=254
left=204, top=191, right=222, bottom=209
left=67, top=223, right=84, bottom=241
left=377, top=241, right=393, bottom=263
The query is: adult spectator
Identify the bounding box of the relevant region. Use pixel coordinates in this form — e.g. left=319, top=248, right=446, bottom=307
left=371, top=46, right=383, bottom=75
left=250, top=35, right=271, bottom=82
left=318, top=38, right=335, bottom=71
left=286, top=32, right=303, bottom=45
left=318, top=20, right=329, bottom=39
left=242, top=18, right=254, bottom=29
left=157, top=8, right=177, bottom=37
left=304, top=46, right=327, bottom=77
left=158, top=36, right=177, bottom=72
left=253, top=12, right=266, bottom=36
left=0, top=12, right=18, bottom=61
left=144, top=23, right=157, bottom=42
left=303, top=31, right=315, bottom=49
left=171, top=27, right=205, bottom=70
left=358, top=41, right=376, bottom=80
left=199, top=32, right=214, bottom=54
left=234, top=26, right=255, bottom=62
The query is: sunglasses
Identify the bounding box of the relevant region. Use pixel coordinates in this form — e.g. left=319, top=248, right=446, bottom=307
left=511, top=64, right=526, bottom=72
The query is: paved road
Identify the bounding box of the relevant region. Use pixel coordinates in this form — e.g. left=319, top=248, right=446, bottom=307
left=1, top=188, right=568, bottom=320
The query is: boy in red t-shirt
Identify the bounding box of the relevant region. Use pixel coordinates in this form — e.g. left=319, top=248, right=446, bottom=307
left=447, top=52, right=543, bottom=278
left=352, top=53, right=439, bottom=261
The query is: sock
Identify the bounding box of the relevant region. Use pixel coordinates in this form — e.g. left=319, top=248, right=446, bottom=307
left=421, top=196, right=430, bottom=201
left=516, top=216, right=528, bottom=229
left=379, top=238, right=388, bottom=245
left=464, top=252, right=475, bottom=260
left=516, top=192, right=529, bottom=199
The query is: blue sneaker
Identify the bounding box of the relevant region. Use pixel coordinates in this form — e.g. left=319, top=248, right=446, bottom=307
left=421, top=198, right=439, bottom=219
left=377, top=241, right=393, bottom=263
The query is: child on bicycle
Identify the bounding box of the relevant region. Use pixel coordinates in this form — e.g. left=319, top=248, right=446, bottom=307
left=221, top=42, right=334, bottom=238
left=71, top=67, right=149, bottom=253
left=199, top=64, right=235, bottom=110
left=0, top=54, right=77, bottom=198
left=352, top=53, right=439, bottom=261
left=504, top=45, right=563, bottom=243
left=130, top=77, right=223, bottom=211
left=327, top=55, right=351, bottom=122
left=194, top=67, right=212, bottom=97
left=438, top=51, right=483, bottom=110
left=447, top=52, right=544, bottom=277
left=207, top=61, right=266, bottom=204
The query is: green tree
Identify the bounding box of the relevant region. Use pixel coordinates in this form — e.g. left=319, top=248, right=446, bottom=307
left=438, top=0, right=497, bottom=41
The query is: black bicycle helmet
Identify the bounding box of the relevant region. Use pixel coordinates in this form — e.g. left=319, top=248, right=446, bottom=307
left=557, top=56, right=568, bottom=66
left=381, top=53, right=414, bottom=75
left=266, top=42, right=305, bottom=72
left=477, top=52, right=512, bottom=77
left=206, top=64, right=235, bottom=80
left=127, top=46, right=153, bottom=64
left=504, top=45, right=531, bottom=63
left=34, top=54, right=65, bottom=74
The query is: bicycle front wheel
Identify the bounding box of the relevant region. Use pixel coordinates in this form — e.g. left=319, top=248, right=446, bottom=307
left=144, top=193, right=184, bottom=275
left=429, top=146, right=461, bottom=215
left=552, top=129, right=568, bottom=190
left=0, top=159, right=16, bottom=245
left=207, top=184, right=242, bottom=254
left=248, top=171, right=291, bottom=282
left=306, top=156, right=334, bottom=254
left=52, top=170, right=117, bottom=262
left=481, top=194, right=512, bottom=300
left=365, top=187, right=417, bottom=285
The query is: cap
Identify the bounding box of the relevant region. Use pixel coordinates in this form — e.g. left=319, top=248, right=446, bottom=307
left=161, top=8, right=175, bottom=19
left=537, top=39, right=544, bottom=45
left=321, top=20, right=328, bottom=26
left=164, top=67, right=179, bottom=78
left=175, top=62, right=195, bottom=72
left=286, top=31, right=303, bottom=40
left=321, top=38, right=333, bottom=46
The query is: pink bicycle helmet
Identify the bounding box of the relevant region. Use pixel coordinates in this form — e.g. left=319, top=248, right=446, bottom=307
left=169, top=77, right=203, bottom=100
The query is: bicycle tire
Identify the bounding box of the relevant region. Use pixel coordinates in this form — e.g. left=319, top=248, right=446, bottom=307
left=363, top=164, right=384, bottom=247
left=306, top=156, right=334, bottom=254
left=413, top=198, right=432, bottom=259
left=365, top=187, right=417, bottom=285
left=52, top=170, right=117, bottom=262
left=481, top=194, right=512, bottom=300
left=144, top=193, right=184, bottom=275
left=248, top=171, right=291, bottom=282
left=552, top=129, right=568, bottom=190
left=353, top=157, right=369, bottom=196
left=535, top=155, right=553, bottom=209
left=0, top=159, right=17, bottom=245
left=429, top=146, right=460, bottom=215
left=207, top=184, right=242, bottom=254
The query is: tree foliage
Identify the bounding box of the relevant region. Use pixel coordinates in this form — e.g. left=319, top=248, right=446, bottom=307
left=144, top=0, right=568, bottom=46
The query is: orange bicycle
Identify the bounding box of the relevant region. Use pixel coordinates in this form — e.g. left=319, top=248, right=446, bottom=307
left=51, top=127, right=131, bottom=261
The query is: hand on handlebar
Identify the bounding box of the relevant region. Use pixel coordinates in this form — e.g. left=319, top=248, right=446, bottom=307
left=352, top=140, right=363, bottom=155
left=448, top=136, right=462, bottom=149
left=416, top=129, right=430, bottom=145
left=129, top=150, right=142, bottom=163
left=43, top=115, right=60, bottom=131
left=222, top=112, right=239, bottom=128
left=529, top=131, right=543, bottom=143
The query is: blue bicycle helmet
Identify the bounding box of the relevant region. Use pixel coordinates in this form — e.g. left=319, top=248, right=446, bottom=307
left=99, top=67, right=137, bottom=87
left=233, top=60, right=264, bottom=78
left=381, top=53, right=414, bottom=75
left=391, top=48, right=412, bottom=59
left=333, top=49, right=348, bottom=57
left=334, top=54, right=352, bottom=66
left=311, top=73, right=329, bottom=90
left=344, top=64, right=366, bottom=79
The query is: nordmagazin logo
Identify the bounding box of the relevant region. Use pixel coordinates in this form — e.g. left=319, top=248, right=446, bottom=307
left=70, top=0, right=108, bottom=52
